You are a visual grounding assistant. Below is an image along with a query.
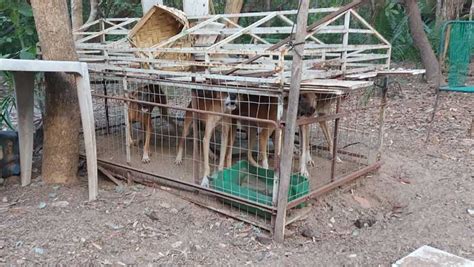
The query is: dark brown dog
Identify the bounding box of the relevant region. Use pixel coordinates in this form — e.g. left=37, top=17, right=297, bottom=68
left=229, top=93, right=317, bottom=170
left=128, top=84, right=172, bottom=163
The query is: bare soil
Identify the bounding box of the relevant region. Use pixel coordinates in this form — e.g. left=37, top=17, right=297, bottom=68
left=0, top=74, right=473, bottom=266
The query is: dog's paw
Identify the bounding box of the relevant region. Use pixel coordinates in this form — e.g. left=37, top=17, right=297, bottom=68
left=300, top=167, right=310, bottom=178
left=142, top=155, right=151, bottom=164
left=200, top=176, right=210, bottom=188
left=174, top=157, right=183, bottom=165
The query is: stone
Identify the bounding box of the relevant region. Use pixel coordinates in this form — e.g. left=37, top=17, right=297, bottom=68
left=51, top=201, right=69, bottom=208
left=171, top=241, right=183, bottom=248
left=33, top=247, right=44, bottom=255
left=2, top=197, right=7, bottom=203
left=38, top=202, right=47, bottom=209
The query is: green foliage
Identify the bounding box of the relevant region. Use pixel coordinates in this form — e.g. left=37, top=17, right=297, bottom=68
left=372, top=1, right=438, bottom=62
left=0, top=0, right=37, bottom=59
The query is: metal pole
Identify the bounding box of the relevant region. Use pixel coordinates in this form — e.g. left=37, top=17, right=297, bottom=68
left=330, top=97, right=341, bottom=181
left=274, top=0, right=310, bottom=243
left=377, top=76, right=388, bottom=159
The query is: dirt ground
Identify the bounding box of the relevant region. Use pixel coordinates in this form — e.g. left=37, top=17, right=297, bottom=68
left=0, top=73, right=473, bottom=266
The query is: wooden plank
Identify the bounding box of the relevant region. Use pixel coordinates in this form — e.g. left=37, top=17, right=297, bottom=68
left=341, top=12, right=351, bottom=72
left=123, top=77, right=132, bottom=164
left=0, top=59, right=83, bottom=74
left=274, top=0, right=310, bottom=243
left=350, top=10, right=391, bottom=46
left=188, top=7, right=340, bottom=20
left=76, top=63, right=98, bottom=201
left=13, top=72, right=35, bottom=186
left=191, top=26, right=373, bottom=35
left=77, top=20, right=136, bottom=44
left=223, top=1, right=367, bottom=75
left=208, top=13, right=277, bottom=50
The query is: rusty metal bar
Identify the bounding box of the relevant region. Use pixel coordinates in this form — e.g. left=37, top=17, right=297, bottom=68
left=376, top=77, right=388, bottom=161
left=93, top=158, right=277, bottom=213
left=296, top=103, right=385, bottom=126
left=91, top=93, right=281, bottom=129
left=101, top=79, right=111, bottom=134
left=286, top=161, right=383, bottom=209
left=330, top=97, right=341, bottom=181
left=191, top=90, right=201, bottom=184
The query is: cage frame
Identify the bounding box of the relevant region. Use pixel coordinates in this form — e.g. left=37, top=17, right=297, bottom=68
left=75, top=2, right=397, bottom=240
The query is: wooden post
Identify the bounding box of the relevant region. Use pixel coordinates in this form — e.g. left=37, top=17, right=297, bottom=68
left=123, top=77, right=132, bottom=164
left=76, top=63, right=98, bottom=201
left=274, top=0, right=310, bottom=243
left=330, top=97, right=341, bottom=181
left=341, top=11, right=350, bottom=73
left=376, top=77, right=388, bottom=160
left=13, top=72, right=35, bottom=187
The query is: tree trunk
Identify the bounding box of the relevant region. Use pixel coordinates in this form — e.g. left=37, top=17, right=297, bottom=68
left=71, top=0, right=83, bottom=40
left=85, top=0, right=98, bottom=25
left=30, top=0, right=81, bottom=184
left=436, top=0, right=465, bottom=27
left=403, top=0, right=440, bottom=85
left=224, top=0, right=244, bottom=25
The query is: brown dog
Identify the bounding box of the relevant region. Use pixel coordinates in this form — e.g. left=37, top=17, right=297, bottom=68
left=229, top=93, right=318, bottom=170
left=175, top=90, right=238, bottom=187
left=299, top=93, right=343, bottom=177
left=128, top=84, right=172, bottom=163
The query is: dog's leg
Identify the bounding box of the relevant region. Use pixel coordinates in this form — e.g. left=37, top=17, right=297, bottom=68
left=305, top=124, right=314, bottom=167
left=201, top=117, right=217, bottom=188
left=299, top=124, right=310, bottom=177
left=142, top=113, right=152, bottom=163
left=258, top=126, right=273, bottom=169
left=218, top=118, right=230, bottom=171
left=319, top=120, right=342, bottom=163
left=175, top=111, right=192, bottom=165
left=225, top=121, right=236, bottom=167
left=247, top=126, right=260, bottom=168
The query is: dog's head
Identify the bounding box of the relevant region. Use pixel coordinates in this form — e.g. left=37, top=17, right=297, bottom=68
left=134, top=85, right=157, bottom=113
left=222, top=92, right=239, bottom=112
left=298, top=93, right=317, bottom=117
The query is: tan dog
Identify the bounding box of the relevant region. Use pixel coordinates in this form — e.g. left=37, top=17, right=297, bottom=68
left=299, top=93, right=343, bottom=177
left=128, top=84, right=172, bottom=163
left=229, top=93, right=318, bottom=170
left=175, top=90, right=238, bottom=187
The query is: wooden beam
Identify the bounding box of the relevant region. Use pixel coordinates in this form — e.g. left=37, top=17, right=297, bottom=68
left=13, top=72, right=35, bottom=187
left=225, top=0, right=365, bottom=75
left=274, top=0, right=310, bottom=243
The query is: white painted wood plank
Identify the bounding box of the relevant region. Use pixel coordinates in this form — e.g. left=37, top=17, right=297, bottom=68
left=0, top=59, right=83, bottom=74
left=13, top=72, right=35, bottom=187
left=76, top=64, right=98, bottom=201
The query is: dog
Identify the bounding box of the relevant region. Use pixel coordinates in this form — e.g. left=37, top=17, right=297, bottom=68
left=128, top=84, right=173, bottom=163
left=174, top=90, right=238, bottom=187
left=228, top=93, right=318, bottom=170
left=299, top=93, right=343, bottom=177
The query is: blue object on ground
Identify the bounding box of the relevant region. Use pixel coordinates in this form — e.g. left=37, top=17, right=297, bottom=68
left=0, top=131, right=20, bottom=178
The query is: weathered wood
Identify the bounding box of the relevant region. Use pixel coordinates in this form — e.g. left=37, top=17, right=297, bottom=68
left=76, top=63, right=98, bottom=201
left=225, top=0, right=364, bottom=75
left=13, top=72, right=35, bottom=187
left=274, top=0, right=310, bottom=243
left=123, top=77, right=132, bottom=164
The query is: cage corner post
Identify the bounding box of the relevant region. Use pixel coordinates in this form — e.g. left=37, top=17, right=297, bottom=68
left=13, top=71, right=35, bottom=187
left=273, top=0, right=310, bottom=243
left=76, top=63, right=98, bottom=201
